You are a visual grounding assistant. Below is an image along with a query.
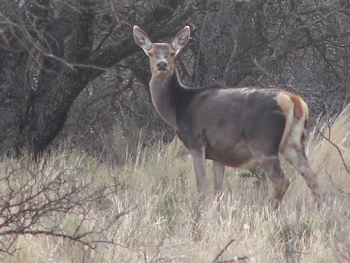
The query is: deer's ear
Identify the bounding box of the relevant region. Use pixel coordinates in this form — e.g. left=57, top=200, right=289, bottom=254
left=171, top=26, right=190, bottom=55
left=133, top=25, right=152, bottom=53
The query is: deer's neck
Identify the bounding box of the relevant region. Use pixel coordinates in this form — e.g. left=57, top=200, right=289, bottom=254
left=149, top=71, right=190, bottom=129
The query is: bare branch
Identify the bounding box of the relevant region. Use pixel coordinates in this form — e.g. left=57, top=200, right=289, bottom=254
left=0, top=157, right=130, bottom=255
left=212, top=239, right=236, bottom=263
left=328, top=174, right=350, bottom=196
left=318, top=130, right=350, bottom=175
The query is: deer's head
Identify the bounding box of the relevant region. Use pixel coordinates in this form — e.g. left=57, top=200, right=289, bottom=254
left=133, top=26, right=190, bottom=78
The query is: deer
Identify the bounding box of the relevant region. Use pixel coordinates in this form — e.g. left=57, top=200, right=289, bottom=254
left=133, top=25, right=323, bottom=209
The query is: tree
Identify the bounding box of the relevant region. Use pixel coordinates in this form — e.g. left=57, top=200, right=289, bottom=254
left=0, top=0, right=191, bottom=156
left=0, top=156, right=127, bottom=255
left=189, top=0, right=350, bottom=115
left=1, top=0, right=349, bottom=158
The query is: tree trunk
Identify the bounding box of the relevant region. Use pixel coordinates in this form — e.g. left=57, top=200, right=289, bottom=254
left=0, top=1, right=94, bottom=155
left=0, top=0, right=186, bottom=156
left=191, top=1, right=266, bottom=87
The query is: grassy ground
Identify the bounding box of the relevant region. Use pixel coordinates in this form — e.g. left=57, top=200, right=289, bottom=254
left=0, top=105, right=349, bottom=263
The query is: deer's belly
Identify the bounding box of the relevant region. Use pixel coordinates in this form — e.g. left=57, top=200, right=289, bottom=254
left=205, top=139, right=259, bottom=169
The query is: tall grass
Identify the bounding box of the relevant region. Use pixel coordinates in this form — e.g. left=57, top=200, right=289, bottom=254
left=0, top=105, right=349, bottom=263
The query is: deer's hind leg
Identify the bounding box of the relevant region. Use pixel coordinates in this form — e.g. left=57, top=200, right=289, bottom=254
left=249, top=149, right=290, bottom=209
left=244, top=113, right=290, bottom=209
left=245, top=132, right=290, bottom=209
left=281, top=143, right=323, bottom=205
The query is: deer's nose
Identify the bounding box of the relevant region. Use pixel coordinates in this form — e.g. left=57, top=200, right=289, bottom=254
left=157, top=61, right=168, bottom=71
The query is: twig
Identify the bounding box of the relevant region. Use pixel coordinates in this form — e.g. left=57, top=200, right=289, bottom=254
left=328, top=174, right=350, bottom=196
left=212, top=239, right=236, bottom=263
left=215, top=256, right=249, bottom=263
left=318, top=130, right=350, bottom=175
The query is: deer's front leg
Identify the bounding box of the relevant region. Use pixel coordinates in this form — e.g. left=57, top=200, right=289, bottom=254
left=213, top=161, right=225, bottom=194
left=190, top=147, right=208, bottom=193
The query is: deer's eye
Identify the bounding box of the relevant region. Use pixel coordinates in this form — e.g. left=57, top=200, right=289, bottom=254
left=148, top=52, right=153, bottom=57
left=170, top=52, right=176, bottom=57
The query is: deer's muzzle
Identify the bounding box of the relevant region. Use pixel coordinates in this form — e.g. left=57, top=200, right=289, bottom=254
left=157, top=61, right=168, bottom=71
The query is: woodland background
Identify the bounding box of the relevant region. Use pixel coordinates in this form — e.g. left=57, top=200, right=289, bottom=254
left=0, top=0, right=349, bottom=262
left=0, top=0, right=349, bottom=159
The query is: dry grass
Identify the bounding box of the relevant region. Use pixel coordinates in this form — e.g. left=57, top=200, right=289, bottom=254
left=0, top=105, right=349, bottom=263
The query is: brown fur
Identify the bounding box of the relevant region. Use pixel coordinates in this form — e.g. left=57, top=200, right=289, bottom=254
left=133, top=25, right=324, bottom=208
